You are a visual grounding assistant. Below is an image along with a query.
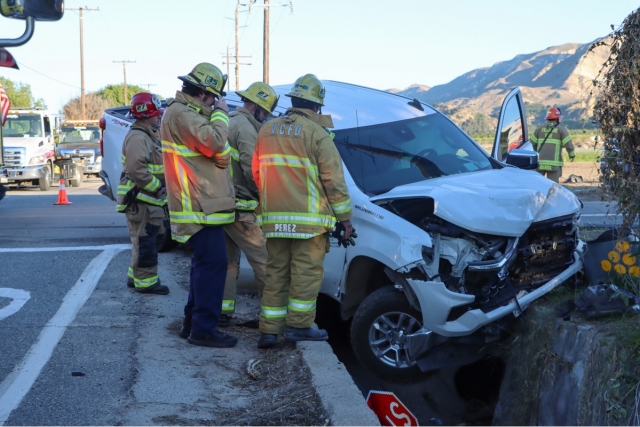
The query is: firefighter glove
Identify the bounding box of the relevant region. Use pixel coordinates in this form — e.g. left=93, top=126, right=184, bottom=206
left=332, top=222, right=357, bottom=248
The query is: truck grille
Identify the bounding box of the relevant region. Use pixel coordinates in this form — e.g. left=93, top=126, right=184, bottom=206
left=4, top=147, right=25, bottom=167
left=511, top=213, right=578, bottom=289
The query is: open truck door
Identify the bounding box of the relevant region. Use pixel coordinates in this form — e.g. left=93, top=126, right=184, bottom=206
left=490, top=87, right=539, bottom=170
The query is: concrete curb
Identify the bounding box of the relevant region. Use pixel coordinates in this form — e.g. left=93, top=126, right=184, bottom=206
left=298, top=339, right=381, bottom=426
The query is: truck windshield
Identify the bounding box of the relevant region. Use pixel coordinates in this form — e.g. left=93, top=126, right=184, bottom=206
left=59, top=126, right=100, bottom=143
left=3, top=114, right=43, bottom=137
left=333, top=114, right=494, bottom=195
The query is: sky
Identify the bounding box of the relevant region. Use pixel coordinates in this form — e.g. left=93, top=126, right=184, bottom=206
left=0, top=0, right=638, bottom=113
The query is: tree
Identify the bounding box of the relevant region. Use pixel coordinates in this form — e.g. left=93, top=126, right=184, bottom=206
left=96, top=84, right=146, bottom=107
left=461, top=112, right=493, bottom=136
left=63, top=93, right=115, bottom=121
left=592, top=7, right=640, bottom=233
left=0, top=77, right=46, bottom=109
left=525, top=102, right=546, bottom=119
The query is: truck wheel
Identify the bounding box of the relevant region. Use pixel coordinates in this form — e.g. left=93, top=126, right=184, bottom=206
left=39, top=163, right=52, bottom=191
left=0, top=185, right=6, bottom=201
left=157, top=219, right=177, bottom=252
left=350, top=286, right=423, bottom=382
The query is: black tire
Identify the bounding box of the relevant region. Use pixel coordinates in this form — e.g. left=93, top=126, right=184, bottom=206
left=0, top=185, right=6, bottom=201
left=350, top=286, right=424, bottom=382
left=38, top=163, right=52, bottom=191
left=157, top=219, right=177, bottom=253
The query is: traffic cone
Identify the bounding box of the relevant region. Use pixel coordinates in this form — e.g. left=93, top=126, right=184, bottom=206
left=54, top=177, right=72, bottom=205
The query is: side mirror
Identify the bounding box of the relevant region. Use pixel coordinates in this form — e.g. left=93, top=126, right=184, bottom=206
left=0, top=0, right=64, bottom=48
left=505, top=148, right=539, bottom=170
left=1, top=0, right=64, bottom=21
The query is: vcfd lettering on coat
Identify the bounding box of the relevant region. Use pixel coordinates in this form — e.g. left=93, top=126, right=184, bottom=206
left=271, top=123, right=303, bottom=137
left=274, top=224, right=297, bottom=233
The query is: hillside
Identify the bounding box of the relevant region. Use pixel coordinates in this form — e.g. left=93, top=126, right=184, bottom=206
left=394, top=39, right=611, bottom=126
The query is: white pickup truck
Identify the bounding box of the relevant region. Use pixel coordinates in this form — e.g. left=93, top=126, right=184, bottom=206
left=99, top=82, right=584, bottom=380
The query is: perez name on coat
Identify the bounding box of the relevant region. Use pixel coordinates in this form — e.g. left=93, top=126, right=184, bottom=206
left=274, top=224, right=297, bottom=233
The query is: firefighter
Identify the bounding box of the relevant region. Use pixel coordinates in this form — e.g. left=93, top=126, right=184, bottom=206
left=117, top=92, right=169, bottom=295
left=221, top=82, right=279, bottom=327
left=531, top=107, right=575, bottom=183
left=252, top=74, right=354, bottom=349
left=161, top=62, right=238, bottom=348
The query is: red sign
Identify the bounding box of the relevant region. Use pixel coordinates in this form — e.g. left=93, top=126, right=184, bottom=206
left=366, top=390, right=418, bottom=426
left=0, top=48, right=18, bottom=70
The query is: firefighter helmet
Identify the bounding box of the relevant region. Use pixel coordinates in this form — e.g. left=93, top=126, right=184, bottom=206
left=178, top=63, right=227, bottom=97
left=236, top=82, right=279, bottom=113
left=130, top=93, right=163, bottom=119
left=546, top=107, right=562, bottom=120
left=285, top=74, right=325, bottom=106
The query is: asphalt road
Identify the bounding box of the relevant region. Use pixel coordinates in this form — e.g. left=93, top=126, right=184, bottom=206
left=0, top=178, right=258, bottom=426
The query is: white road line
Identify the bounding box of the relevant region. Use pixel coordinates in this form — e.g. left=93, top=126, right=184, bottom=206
left=0, top=244, right=130, bottom=253
left=0, top=289, right=30, bottom=321
left=0, top=246, right=127, bottom=425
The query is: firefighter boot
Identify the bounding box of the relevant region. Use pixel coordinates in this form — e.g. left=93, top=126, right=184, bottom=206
left=135, top=281, right=170, bottom=295
left=219, top=314, right=231, bottom=327
left=179, top=316, right=192, bottom=339
left=126, top=279, right=134, bottom=289
left=188, top=330, right=238, bottom=348
left=284, top=326, right=328, bottom=342
left=257, top=333, right=278, bottom=349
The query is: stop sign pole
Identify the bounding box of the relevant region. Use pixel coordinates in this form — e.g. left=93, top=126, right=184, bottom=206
left=366, top=390, right=418, bottom=426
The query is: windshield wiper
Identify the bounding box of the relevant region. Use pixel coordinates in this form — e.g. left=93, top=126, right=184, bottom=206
left=335, top=140, right=447, bottom=178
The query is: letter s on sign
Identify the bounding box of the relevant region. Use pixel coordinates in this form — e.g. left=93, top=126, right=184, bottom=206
left=388, top=402, right=411, bottom=426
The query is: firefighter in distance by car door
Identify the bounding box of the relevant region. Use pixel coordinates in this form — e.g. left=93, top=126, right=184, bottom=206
left=116, top=92, right=169, bottom=295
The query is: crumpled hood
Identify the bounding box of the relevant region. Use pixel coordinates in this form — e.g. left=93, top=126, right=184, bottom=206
left=370, top=167, right=582, bottom=237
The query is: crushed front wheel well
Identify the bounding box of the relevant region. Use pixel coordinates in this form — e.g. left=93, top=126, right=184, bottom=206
left=341, top=256, right=392, bottom=320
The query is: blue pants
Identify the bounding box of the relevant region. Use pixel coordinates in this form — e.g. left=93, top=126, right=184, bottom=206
left=185, top=226, right=228, bottom=336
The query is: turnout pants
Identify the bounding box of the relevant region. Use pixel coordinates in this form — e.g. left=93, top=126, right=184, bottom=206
left=185, top=226, right=228, bottom=336
left=259, top=234, right=329, bottom=335
left=125, top=204, right=165, bottom=289
left=538, top=167, right=562, bottom=183
left=222, top=211, right=267, bottom=315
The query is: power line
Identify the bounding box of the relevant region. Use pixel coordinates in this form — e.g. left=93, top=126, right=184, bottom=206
left=15, top=62, right=81, bottom=89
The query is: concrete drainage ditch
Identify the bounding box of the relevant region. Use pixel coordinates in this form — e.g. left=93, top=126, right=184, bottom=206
left=316, top=295, right=506, bottom=425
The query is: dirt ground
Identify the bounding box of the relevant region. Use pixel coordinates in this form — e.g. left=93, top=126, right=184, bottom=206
left=560, top=161, right=603, bottom=202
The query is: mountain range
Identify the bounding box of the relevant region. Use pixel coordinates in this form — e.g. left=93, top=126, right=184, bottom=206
left=389, top=39, right=611, bottom=126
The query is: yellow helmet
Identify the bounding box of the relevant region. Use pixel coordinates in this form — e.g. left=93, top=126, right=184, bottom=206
left=285, top=74, right=325, bottom=106
left=236, top=82, right=279, bottom=113
left=178, top=63, right=227, bottom=97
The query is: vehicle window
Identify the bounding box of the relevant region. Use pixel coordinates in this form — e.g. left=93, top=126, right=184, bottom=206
left=333, top=114, right=493, bottom=195
left=3, top=114, right=43, bottom=137
left=497, top=96, right=524, bottom=161
left=59, top=126, right=100, bottom=143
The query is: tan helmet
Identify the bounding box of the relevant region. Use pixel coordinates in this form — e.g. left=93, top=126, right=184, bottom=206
left=236, top=82, right=279, bottom=113
left=178, top=63, right=227, bottom=97
left=285, top=74, right=325, bottom=106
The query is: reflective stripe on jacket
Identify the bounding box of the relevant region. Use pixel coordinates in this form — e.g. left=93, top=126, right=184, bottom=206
left=116, top=120, right=166, bottom=212
left=160, top=91, right=235, bottom=243
left=531, top=122, right=575, bottom=169
left=252, top=107, right=353, bottom=239
left=229, top=107, right=261, bottom=211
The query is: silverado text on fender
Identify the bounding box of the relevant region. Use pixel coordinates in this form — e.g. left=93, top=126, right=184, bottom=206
left=99, top=82, right=584, bottom=381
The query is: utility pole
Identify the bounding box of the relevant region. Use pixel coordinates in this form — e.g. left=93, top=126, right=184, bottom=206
left=140, top=83, right=157, bottom=92
left=249, top=0, right=292, bottom=84
left=68, top=6, right=99, bottom=121
left=222, top=2, right=252, bottom=91
left=113, top=60, right=136, bottom=105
